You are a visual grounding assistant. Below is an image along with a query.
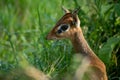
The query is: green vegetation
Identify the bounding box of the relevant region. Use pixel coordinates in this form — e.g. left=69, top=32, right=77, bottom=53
left=0, top=0, right=120, bottom=80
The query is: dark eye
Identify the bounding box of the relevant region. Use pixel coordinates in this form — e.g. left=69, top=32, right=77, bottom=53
left=60, top=24, right=69, bottom=31
left=57, top=24, right=70, bottom=34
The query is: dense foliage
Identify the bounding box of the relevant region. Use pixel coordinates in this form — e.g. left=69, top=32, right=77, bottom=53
left=0, top=0, right=120, bottom=80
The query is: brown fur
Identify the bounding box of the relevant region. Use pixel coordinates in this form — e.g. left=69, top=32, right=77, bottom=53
left=46, top=8, right=107, bottom=80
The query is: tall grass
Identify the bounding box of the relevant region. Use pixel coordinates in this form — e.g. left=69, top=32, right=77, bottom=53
left=0, top=0, right=120, bottom=80
left=0, top=0, right=73, bottom=79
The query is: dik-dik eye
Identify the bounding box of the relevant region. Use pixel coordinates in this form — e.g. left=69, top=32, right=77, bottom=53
left=57, top=24, right=70, bottom=34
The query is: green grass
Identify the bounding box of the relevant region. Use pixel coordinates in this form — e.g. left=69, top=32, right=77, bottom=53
left=0, top=0, right=74, bottom=79
left=0, top=0, right=120, bottom=80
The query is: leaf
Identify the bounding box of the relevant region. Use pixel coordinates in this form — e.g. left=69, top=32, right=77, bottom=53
left=101, top=4, right=113, bottom=15
left=98, top=36, right=120, bottom=66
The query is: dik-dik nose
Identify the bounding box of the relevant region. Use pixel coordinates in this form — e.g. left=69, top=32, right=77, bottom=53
left=46, top=34, right=51, bottom=40
left=46, top=33, right=56, bottom=40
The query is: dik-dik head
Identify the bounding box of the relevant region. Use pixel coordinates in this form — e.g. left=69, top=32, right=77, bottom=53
left=46, top=7, right=81, bottom=40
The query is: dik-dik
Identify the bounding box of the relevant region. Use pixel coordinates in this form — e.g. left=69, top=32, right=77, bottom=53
left=46, top=7, right=107, bottom=80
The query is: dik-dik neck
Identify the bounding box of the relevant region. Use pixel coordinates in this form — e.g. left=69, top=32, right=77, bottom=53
left=70, top=27, right=107, bottom=80
left=71, top=27, right=94, bottom=57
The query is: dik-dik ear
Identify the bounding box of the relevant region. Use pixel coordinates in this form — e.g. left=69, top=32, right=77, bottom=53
left=72, top=6, right=80, bottom=15
left=72, top=7, right=80, bottom=27
left=62, top=6, right=70, bottom=13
